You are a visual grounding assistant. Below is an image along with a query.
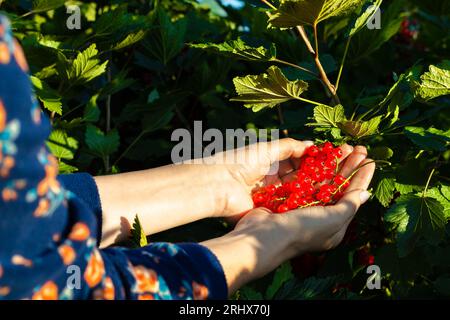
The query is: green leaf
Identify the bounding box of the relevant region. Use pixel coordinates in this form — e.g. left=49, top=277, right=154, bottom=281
left=269, top=0, right=363, bottom=28
left=63, top=44, right=108, bottom=84
left=273, top=276, right=338, bottom=300
left=231, top=66, right=309, bottom=112
left=46, top=129, right=78, bottom=160
left=31, top=0, right=66, bottom=14
left=425, top=185, right=450, bottom=219
left=375, top=176, right=396, bottom=207
left=83, top=94, right=100, bottom=123
left=142, top=9, right=186, bottom=65
left=239, top=286, right=264, bottom=300
left=58, top=161, right=78, bottom=174
left=189, top=37, right=277, bottom=61
left=308, top=104, right=346, bottom=128
left=415, top=61, right=450, bottom=101
left=338, top=115, right=382, bottom=139
left=111, top=30, right=147, bottom=51
left=266, top=262, right=294, bottom=299
left=348, top=0, right=383, bottom=37
left=85, top=125, right=120, bottom=158
left=385, top=195, right=447, bottom=257
left=404, top=126, right=450, bottom=152
left=131, top=214, right=148, bottom=248
left=30, top=76, right=62, bottom=115
left=370, top=146, right=394, bottom=160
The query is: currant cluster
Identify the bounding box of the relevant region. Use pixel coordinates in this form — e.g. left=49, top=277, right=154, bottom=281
left=252, top=142, right=350, bottom=214
left=398, top=18, right=419, bottom=43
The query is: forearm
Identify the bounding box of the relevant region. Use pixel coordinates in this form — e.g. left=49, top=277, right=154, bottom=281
left=95, top=164, right=229, bottom=246
left=201, top=216, right=295, bottom=295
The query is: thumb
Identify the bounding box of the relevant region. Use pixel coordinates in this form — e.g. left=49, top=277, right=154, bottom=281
left=334, top=189, right=371, bottom=220
left=267, top=138, right=314, bottom=163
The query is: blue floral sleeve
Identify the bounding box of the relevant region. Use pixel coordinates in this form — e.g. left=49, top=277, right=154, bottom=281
left=0, top=15, right=227, bottom=300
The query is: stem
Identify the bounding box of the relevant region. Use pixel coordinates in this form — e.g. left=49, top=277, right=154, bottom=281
left=105, top=64, right=112, bottom=172
left=296, top=26, right=316, bottom=56
left=312, top=23, right=340, bottom=105
left=335, top=37, right=351, bottom=92
left=277, top=106, right=289, bottom=137
left=260, top=0, right=276, bottom=10
left=421, top=168, right=436, bottom=199
left=272, top=58, right=318, bottom=78
left=294, top=96, right=323, bottom=106
left=112, top=131, right=146, bottom=167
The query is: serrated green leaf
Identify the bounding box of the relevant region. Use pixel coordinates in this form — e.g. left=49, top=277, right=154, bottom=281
left=273, top=276, right=338, bottom=300
left=385, top=195, right=447, bottom=257
left=142, top=9, right=186, bottom=65
left=269, top=0, right=364, bottom=28
left=231, top=66, right=309, bottom=112
left=47, top=129, right=78, bottom=160
left=308, top=104, right=346, bottom=128
left=348, top=0, right=383, bottom=37
left=239, top=286, right=264, bottom=300
left=31, top=0, right=66, bottom=14
left=425, top=185, right=450, bottom=219
left=30, top=76, right=62, bottom=115
left=266, top=262, right=294, bottom=299
left=189, top=37, right=276, bottom=61
left=64, top=44, right=108, bottom=84
left=375, top=176, right=395, bottom=207
left=111, top=30, right=147, bottom=51
left=338, top=115, right=382, bottom=139
left=404, top=126, right=450, bottom=152
left=131, top=214, right=148, bottom=248
left=83, top=94, right=100, bottom=123
left=415, top=61, right=450, bottom=101
left=370, top=146, right=393, bottom=160
left=58, top=161, right=79, bottom=174
left=85, top=125, right=120, bottom=158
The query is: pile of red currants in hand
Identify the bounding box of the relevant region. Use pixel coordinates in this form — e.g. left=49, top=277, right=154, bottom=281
left=252, top=142, right=351, bottom=214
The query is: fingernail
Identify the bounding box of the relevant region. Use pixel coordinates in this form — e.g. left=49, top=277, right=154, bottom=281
left=360, top=191, right=371, bottom=204
left=303, top=140, right=314, bottom=146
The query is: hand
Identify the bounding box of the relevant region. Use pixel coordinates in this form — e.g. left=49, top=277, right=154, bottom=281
left=203, top=146, right=375, bottom=293
left=213, top=138, right=354, bottom=218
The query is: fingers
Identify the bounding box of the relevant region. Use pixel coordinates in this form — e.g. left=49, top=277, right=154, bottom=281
left=332, top=189, right=369, bottom=222
left=338, top=145, right=368, bottom=178
left=346, top=158, right=376, bottom=192
left=268, top=138, right=314, bottom=163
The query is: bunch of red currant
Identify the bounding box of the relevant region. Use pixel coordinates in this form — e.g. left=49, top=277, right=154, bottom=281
left=252, top=142, right=351, bottom=213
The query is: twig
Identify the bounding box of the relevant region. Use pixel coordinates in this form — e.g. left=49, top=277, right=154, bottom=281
left=105, top=64, right=112, bottom=172
left=313, top=23, right=340, bottom=105
left=272, top=58, right=318, bottom=78
left=277, top=106, right=289, bottom=137
left=260, top=0, right=276, bottom=10
left=335, top=37, right=351, bottom=92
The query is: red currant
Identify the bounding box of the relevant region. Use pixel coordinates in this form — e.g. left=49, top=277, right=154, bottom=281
left=306, top=145, right=320, bottom=157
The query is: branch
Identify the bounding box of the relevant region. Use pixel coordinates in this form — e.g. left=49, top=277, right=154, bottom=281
left=313, top=23, right=340, bottom=105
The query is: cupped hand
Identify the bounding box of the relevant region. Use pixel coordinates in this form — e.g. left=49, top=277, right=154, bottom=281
left=232, top=146, right=375, bottom=275
left=213, top=138, right=355, bottom=218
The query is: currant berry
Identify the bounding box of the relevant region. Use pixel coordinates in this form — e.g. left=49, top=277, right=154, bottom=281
left=332, top=148, right=343, bottom=158
left=252, top=192, right=266, bottom=205
left=322, top=142, right=334, bottom=154
left=305, top=157, right=316, bottom=166
left=306, top=145, right=320, bottom=157
left=286, top=196, right=299, bottom=210
left=277, top=204, right=290, bottom=213
left=334, top=174, right=347, bottom=185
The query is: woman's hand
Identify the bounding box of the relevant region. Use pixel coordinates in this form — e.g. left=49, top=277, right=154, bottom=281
left=212, top=138, right=355, bottom=219
left=203, top=146, right=375, bottom=294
